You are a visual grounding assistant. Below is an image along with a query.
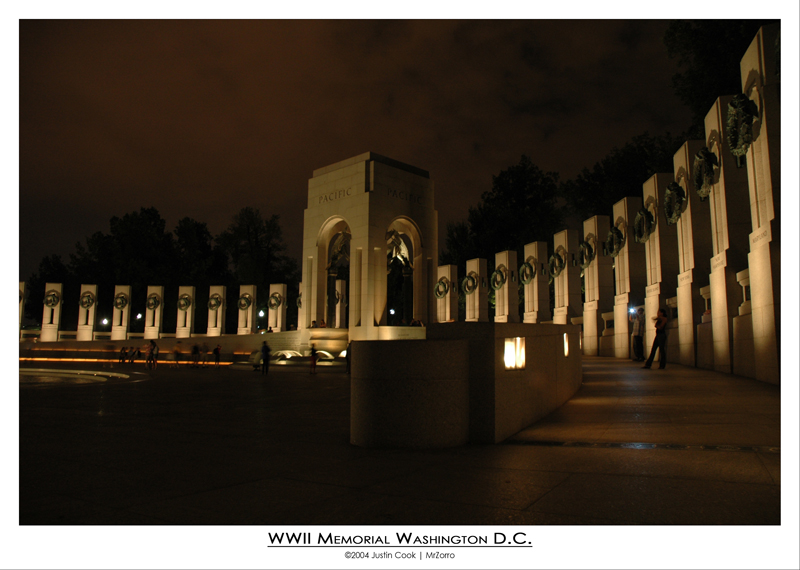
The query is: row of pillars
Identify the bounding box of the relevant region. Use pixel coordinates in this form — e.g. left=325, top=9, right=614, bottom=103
left=21, top=283, right=290, bottom=341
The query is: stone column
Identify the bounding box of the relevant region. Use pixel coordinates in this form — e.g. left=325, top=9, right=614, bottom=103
left=522, top=242, right=550, bottom=323
left=175, top=286, right=196, bottom=338
left=611, top=197, right=647, bottom=359
left=144, top=285, right=164, bottom=340
left=581, top=216, right=613, bottom=355
left=111, top=285, right=131, bottom=341
left=268, top=283, right=289, bottom=331
left=641, top=174, right=680, bottom=357
left=207, top=285, right=226, bottom=336
left=493, top=250, right=519, bottom=323
left=704, top=96, right=752, bottom=375
left=237, top=285, right=257, bottom=335
left=435, top=265, right=458, bottom=323
left=673, top=140, right=713, bottom=367
left=740, top=24, right=780, bottom=384
left=76, top=284, right=98, bottom=341
left=19, top=282, right=27, bottom=338
left=40, top=282, right=63, bottom=342
left=733, top=269, right=756, bottom=378
left=551, top=231, right=580, bottom=325
left=465, top=258, right=488, bottom=322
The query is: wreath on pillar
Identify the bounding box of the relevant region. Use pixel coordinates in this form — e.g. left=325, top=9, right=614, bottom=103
left=146, top=293, right=161, bottom=310
left=693, top=146, right=718, bottom=201
left=44, top=289, right=61, bottom=307
left=296, top=293, right=302, bottom=309
left=434, top=276, right=451, bottom=299
left=663, top=182, right=686, bottom=226
left=113, top=292, right=128, bottom=310
left=268, top=292, right=284, bottom=310
left=237, top=293, right=252, bottom=311
left=490, top=265, right=507, bottom=291
left=178, top=294, right=193, bottom=311
left=726, top=93, right=758, bottom=168
left=80, top=291, right=96, bottom=309
left=633, top=209, right=655, bottom=243
left=207, top=293, right=222, bottom=311
left=578, top=240, right=595, bottom=269
left=518, top=261, right=536, bottom=285
left=548, top=253, right=565, bottom=280
left=461, top=272, right=478, bottom=295
left=606, top=225, right=625, bottom=258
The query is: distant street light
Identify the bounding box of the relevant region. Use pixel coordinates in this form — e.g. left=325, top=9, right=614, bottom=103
left=136, top=313, right=142, bottom=319
left=102, top=318, right=108, bottom=325
left=259, top=310, right=265, bottom=317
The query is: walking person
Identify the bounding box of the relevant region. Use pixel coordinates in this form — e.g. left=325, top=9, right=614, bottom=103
left=119, top=346, right=128, bottom=363
left=643, top=308, right=669, bottom=369
left=310, top=344, right=317, bottom=374
left=200, top=342, right=209, bottom=368
left=151, top=340, right=159, bottom=370
left=213, top=344, right=221, bottom=368
left=630, top=307, right=645, bottom=361
left=260, top=341, right=271, bottom=376
left=172, top=341, right=182, bottom=369
left=145, top=341, right=155, bottom=370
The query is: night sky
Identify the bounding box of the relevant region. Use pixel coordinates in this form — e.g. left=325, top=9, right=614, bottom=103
left=20, top=19, right=697, bottom=282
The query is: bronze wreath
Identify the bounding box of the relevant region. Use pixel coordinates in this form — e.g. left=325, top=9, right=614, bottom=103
left=207, top=293, right=222, bottom=311
left=80, top=291, right=96, bottom=309
left=268, top=292, right=284, bottom=310
left=490, top=265, right=507, bottom=291
left=633, top=209, right=655, bottom=244
left=461, top=273, right=478, bottom=295
left=607, top=225, right=625, bottom=258
left=578, top=240, right=595, bottom=269
left=663, top=182, right=686, bottom=226
left=693, top=147, right=718, bottom=201
left=237, top=293, right=252, bottom=311
left=548, top=253, right=565, bottom=279
left=177, top=294, right=192, bottom=311
left=44, top=289, right=61, bottom=307
left=518, top=261, right=535, bottom=285
left=434, top=277, right=451, bottom=299
left=146, top=293, right=161, bottom=311
left=113, top=292, right=128, bottom=310
left=727, top=94, right=758, bottom=168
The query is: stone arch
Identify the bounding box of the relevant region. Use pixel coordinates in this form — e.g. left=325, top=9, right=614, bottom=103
left=385, top=215, right=428, bottom=325
left=315, top=216, right=351, bottom=328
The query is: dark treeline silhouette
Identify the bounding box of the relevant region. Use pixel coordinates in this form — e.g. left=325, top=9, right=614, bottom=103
left=24, top=206, right=299, bottom=333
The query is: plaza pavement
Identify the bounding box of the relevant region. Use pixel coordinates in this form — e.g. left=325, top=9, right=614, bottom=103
left=19, top=356, right=780, bottom=525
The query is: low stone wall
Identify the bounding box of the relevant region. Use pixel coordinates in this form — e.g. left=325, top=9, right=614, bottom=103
left=351, top=339, right=470, bottom=448
left=351, top=322, right=582, bottom=448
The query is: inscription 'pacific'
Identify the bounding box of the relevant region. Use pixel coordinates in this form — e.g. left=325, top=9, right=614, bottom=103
left=388, top=188, right=424, bottom=205
left=318, top=187, right=352, bottom=205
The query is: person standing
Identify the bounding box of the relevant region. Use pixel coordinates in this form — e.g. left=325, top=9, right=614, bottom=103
left=630, top=308, right=645, bottom=361
left=119, top=346, right=128, bottom=363
left=200, top=342, right=209, bottom=368
left=213, top=344, right=221, bottom=368
left=310, top=344, right=317, bottom=374
left=643, top=309, right=669, bottom=369
left=151, top=340, right=159, bottom=370
left=260, top=340, right=271, bottom=376
left=145, top=340, right=155, bottom=370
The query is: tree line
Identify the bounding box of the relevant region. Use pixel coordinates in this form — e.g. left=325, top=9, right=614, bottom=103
left=24, top=207, right=299, bottom=333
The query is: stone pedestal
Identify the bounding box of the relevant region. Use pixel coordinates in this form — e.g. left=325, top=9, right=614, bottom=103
left=581, top=216, right=613, bottom=355
left=732, top=269, right=756, bottom=379
left=175, top=285, right=196, bottom=338
left=464, top=258, right=488, bottom=322
left=269, top=283, right=289, bottom=331
left=522, top=242, right=550, bottom=323
left=704, top=96, right=752, bottom=374
left=76, top=284, right=98, bottom=341
left=40, top=282, right=63, bottom=342
left=207, top=286, right=226, bottom=336
left=611, top=197, right=647, bottom=359
left=144, top=285, right=164, bottom=340
left=237, top=285, right=257, bottom=335
left=673, top=140, right=713, bottom=367
left=552, top=230, right=580, bottom=325
left=641, top=174, right=680, bottom=356
left=696, top=285, right=714, bottom=370
left=111, top=285, right=131, bottom=341
left=436, top=265, right=458, bottom=323
left=493, top=250, right=519, bottom=323
left=740, top=25, right=780, bottom=384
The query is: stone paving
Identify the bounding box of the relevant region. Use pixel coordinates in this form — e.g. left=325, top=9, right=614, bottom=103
left=19, top=356, right=781, bottom=526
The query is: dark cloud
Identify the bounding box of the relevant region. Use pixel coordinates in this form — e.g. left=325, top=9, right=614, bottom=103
left=19, top=19, right=693, bottom=281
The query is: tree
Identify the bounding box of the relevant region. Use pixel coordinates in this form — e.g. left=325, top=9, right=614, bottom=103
left=664, top=20, right=779, bottom=138
left=560, top=132, right=685, bottom=224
